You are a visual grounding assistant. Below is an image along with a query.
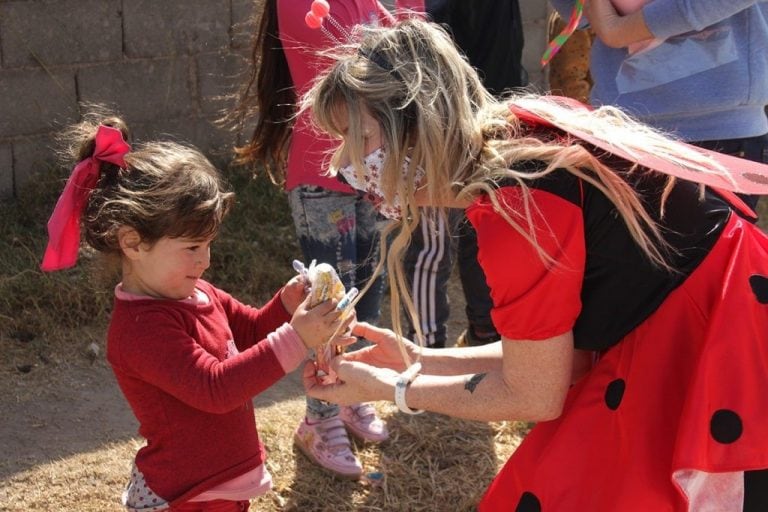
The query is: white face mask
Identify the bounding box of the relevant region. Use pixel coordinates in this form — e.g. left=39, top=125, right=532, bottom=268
left=336, top=147, right=424, bottom=220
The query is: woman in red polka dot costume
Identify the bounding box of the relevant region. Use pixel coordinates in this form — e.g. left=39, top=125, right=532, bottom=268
left=301, top=18, right=768, bottom=511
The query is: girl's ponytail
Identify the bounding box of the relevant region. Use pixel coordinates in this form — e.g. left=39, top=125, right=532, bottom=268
left=230, top=0, right=296, bottom=183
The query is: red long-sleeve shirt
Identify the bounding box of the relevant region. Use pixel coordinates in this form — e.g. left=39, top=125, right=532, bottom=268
left=107, top=280, right=291, bottom=505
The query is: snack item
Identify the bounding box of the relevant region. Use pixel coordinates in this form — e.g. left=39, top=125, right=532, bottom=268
left=307, top=262, right=346, bottom=309
left=305, top=261, right=352, bottom=383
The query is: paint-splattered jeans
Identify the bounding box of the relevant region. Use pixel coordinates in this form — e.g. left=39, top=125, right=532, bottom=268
left=288, top=185, right=384, bottom=419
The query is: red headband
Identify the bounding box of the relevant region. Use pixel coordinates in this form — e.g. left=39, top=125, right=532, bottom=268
left=41, top=125, right=131, bottom=271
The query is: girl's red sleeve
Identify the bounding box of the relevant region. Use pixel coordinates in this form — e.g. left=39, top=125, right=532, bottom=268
left=207, top=283, right=291, bottom=351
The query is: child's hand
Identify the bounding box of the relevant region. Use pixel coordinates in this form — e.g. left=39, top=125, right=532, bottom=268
left=280, top=274, right=309, bottom=315
left=290, top=294, right=348, bottom=349
left=331, top=309, right=358, bottom=346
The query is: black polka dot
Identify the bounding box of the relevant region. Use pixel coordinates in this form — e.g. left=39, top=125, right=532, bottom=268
left=604, top=379, right=626, bottom=410
left=516, top=492, right=541, bottom=512
left=749, top=275, right=768, bottom=304
left=710, top=409, right=743, bottom=444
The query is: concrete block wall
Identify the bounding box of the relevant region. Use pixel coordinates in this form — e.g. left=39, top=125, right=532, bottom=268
left=0, top=0, right=549, bottom=201
left=0, top=0, right=258, bottom=200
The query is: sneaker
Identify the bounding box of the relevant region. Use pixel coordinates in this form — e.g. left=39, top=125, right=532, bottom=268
left=294, top=416, right=363, bottom=479
left=456, top=327, right=501, bottom=347
left=340, top=403, right=389, bottom=443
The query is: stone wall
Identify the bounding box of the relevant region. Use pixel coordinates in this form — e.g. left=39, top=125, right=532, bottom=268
left=0, top=0, right=549, bottom=200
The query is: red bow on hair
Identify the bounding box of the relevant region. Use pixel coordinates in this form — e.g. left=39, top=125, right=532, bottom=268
left=41, top=125, right=131, bottom=271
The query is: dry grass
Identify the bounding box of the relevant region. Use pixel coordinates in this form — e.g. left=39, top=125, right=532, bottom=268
left=0, top=440, right=140, bottom=511
left=4, top=163, right=763, bottom=510
left=250, top=402, right=527, bottom=512
left=0, top=395, right=528, bottom=511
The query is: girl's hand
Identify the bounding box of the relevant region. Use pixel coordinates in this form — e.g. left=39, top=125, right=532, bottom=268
left=339, top=322, right=419, bottom=372
left=331, top=310, right=359, bottom=346
left=302, top=357, right=398, bottom=405
left=290, top=295, right=354, bottom=349
left=280, top=274, right=309, bottom=315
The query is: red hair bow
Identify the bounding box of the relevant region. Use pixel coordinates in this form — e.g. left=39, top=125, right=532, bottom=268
left=41, top=125, right=130, bottom=271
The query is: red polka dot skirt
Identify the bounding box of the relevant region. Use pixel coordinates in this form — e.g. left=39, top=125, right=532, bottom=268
left=480, top=215, right=768, bottom=511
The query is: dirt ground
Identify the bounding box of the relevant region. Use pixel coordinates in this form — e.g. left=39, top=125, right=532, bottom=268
left=0, top=270, right=476, bottom=511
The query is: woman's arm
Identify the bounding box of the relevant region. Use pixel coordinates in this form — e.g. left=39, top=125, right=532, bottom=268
left=307, top=328, right=574, bottom=423
left=586, top=0, right=759, bottom=49
left=398, top=332, right=574, bottom=422
left=642, top=0, right=759, bottom=40
left=419, top=340, right=504, bottom=376
left=343, top=322, right=503, bottom=375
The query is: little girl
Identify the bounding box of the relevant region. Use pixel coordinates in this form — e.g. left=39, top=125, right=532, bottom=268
left=41, top=110, right=352, bottom=511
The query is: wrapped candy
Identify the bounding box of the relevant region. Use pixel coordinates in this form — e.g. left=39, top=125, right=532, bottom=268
left=307, top=261, right=346, bottom=310
left=298, top=260, right=358, bottom=383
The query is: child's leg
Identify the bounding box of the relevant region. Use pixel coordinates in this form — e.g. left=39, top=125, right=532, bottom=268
left=349, top=193, right=383, bottom=326
left=288, top=186, right=380, bottom=479
left=288, top=185, right=355, bottom=421
left=403, top=208, right=453, bottom=348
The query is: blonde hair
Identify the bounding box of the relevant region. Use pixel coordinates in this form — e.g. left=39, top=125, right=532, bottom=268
left=59, top=107, right=234, bottom=261
left=303, top=19, right=733, bottom=346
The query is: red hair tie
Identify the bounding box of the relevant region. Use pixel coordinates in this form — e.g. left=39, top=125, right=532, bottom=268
left=41, top=125, right=130, bottom=271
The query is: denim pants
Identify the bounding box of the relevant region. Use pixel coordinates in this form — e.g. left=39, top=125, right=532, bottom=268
left=403, top=208, right=496, bottom=348
left=288, top=186, right=384, bottom=419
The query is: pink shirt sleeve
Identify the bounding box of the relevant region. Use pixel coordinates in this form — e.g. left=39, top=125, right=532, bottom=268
left=265, top=323, right=308, bottom=373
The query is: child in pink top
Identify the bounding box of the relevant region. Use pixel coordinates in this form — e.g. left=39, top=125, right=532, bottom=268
left=41, top=109, right=353, bottom=511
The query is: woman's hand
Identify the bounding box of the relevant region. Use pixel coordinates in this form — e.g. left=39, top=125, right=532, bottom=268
left=290, top=295, right=354, bottom=349
left=341, top=322, right=419, bottom=371
left=280, top=274, right=309, bottom=315
left=302, top=322, right=418, bottom=406
left=302, top=357, right=398, bottom=405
